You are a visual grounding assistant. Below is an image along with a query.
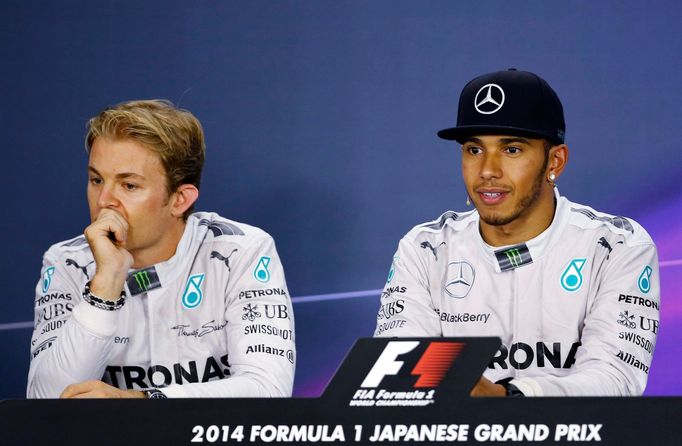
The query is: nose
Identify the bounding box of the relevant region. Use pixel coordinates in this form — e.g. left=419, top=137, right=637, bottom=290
left=479, top=152, right=502, bottom=181
left=97, top=183, right=119, bottom=209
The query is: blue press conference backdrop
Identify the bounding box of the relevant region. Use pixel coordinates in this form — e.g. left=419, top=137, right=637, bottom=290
left=1, top=1, right=681, bottom=398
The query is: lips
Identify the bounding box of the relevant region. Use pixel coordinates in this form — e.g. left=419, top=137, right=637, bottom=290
left=476, top=189, right=509, bottom=205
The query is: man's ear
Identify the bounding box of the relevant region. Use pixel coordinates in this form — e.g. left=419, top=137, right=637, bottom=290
left=170, top=184, right=199, bottom=218
left=547, top=144, right=568, bottom=180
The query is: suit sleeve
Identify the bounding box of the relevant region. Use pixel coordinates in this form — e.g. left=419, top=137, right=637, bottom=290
left=374, top=236, right=441, bottom=337
left=161, top=235, right=295, bottom=398
left=27, top=250, right=121, bottom=398
left=512, top=239, right=660, bottom=396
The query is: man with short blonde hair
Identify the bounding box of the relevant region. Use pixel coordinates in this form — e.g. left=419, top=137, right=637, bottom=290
left=28, top=100, right=295, bottom=398
left=85, top=100, right=205, bottom=219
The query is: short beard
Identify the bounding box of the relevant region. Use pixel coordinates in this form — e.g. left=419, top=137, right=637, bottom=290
left=478, top=152, right=550, bottom=227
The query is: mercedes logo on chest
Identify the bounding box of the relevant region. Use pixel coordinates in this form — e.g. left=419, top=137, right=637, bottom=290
left=444, top=261, right=476, bottom=298
left=474, top=83, right=505, bottom=114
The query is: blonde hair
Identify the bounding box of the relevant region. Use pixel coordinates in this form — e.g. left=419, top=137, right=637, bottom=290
left=86, top=99, right=205, bottom=219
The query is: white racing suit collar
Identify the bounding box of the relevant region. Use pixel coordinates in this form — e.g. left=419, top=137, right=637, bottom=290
left=125, top=214, right=205, bottom=295
left=475, top=188, right=570, bottom=273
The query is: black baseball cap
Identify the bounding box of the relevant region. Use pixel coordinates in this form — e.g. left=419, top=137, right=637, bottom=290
left=437, top=69, right=565, bottom=145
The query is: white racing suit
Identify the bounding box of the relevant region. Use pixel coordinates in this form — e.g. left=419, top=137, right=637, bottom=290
left=375, top=191, right=659, bottom=396
left=28, top=212, right=295, bottom=398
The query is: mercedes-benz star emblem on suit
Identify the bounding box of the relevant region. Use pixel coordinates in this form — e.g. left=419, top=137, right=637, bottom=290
left=474, top=83, right=505, bottom=114
left=444, top=261, right=476, bottom=298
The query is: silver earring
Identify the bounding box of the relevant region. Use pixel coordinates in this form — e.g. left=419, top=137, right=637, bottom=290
left=548, top=172, right=556, bottom=183
left=466, top=196, right=471, bottom=206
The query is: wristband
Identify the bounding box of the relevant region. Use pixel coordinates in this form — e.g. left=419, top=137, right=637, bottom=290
left=82, top=281, right=126, bottom=311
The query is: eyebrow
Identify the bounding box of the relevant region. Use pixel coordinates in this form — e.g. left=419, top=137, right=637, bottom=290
left=462, top=136, right=532, bottom=145
left=462, top=137, right=484, bottom=145
left=499, top=137, right=531, bottom=145
left=88, top=166, right=145, bottom=180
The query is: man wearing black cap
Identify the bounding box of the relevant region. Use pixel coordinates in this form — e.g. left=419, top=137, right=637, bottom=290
left=374, top=69, right=660, bottom=396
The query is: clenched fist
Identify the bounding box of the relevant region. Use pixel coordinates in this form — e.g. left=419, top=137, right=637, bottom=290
left=84, top=209, right=133, bottom=300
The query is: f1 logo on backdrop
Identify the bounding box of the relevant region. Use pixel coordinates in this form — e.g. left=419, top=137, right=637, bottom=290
left=361, top=341, right=464, bottom=389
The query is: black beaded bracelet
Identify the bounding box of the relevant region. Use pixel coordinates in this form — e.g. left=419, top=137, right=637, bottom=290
left=82, top=281, right=126, bottom=311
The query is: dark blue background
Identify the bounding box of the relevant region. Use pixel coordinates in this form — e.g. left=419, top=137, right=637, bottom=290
left=2, top=1, right=681, bottom=398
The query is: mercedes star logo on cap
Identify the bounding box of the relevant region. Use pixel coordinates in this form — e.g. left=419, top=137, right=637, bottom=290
left=474, top=83, right=505, bottom=114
